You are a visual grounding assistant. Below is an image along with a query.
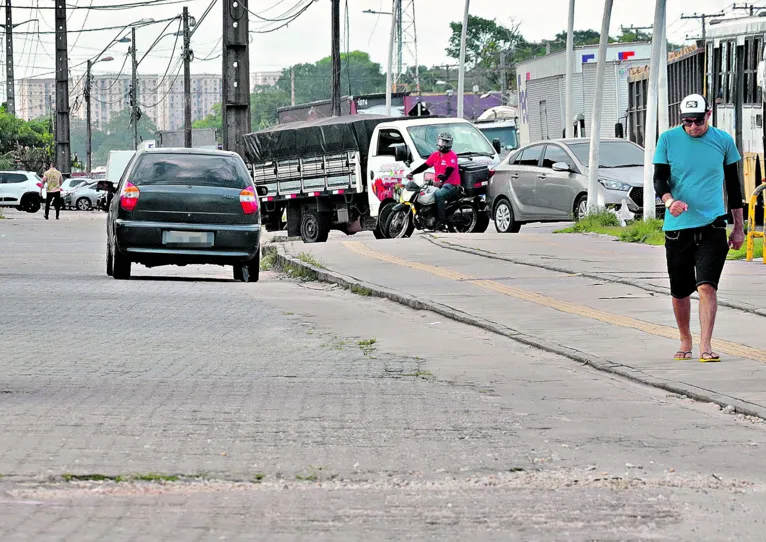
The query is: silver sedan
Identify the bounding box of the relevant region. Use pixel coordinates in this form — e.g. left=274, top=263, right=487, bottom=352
left=64, top=181, right=100, bottom=211
left=487, top=139, right=663, bottom=233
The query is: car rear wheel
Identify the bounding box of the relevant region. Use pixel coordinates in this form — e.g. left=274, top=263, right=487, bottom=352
left=494, top=199, right=521, bottom=233
left=300, top=209, right=330, bottom=243
left=112, top=247, right=131, bottom=280
left=76, top=197, right=92, bottom=211
left=234, top=252, right=260, bottom=283
left=106, top=243, right=114, bottom=277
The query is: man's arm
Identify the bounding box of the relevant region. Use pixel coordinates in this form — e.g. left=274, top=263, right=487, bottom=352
left=653, top=163, right=672, bottom=202
left=438, top=166, right=455, bottom=181
left=725, top=162, right=745, bottom=249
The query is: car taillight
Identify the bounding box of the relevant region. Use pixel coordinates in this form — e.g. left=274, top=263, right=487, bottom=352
left=36, top=182, right=42, bottom=188
left=488, top=169, right=496, bottom=178
left=240, top=187, right=258, bottom=214
left=120, top=182, right=140, bottom=211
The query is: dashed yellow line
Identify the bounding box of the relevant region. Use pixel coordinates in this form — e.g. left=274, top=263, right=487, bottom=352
left=342, top=241, right=766, bottom=362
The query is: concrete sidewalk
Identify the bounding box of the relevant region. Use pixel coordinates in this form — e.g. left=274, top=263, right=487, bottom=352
left=428, top=230, right=766, bottom=316
left=276, top=232, right=766, bottom=418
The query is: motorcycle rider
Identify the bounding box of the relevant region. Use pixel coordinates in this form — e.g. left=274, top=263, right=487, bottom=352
left=406, top=132, right=461, bottom=230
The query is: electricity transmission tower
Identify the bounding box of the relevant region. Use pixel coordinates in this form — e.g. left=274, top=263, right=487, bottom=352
left=395, top=0, right=419, bottom=92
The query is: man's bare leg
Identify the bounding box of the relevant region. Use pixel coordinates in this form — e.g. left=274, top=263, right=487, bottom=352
left=697, top=284, right=718, bottom=357
left=672, top=296, right=693, bottom=357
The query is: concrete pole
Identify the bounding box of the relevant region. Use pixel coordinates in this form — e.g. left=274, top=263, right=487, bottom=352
left=131, top=27, right=138, bottom=151
left=642, top=0, right=666, bottom=221
left=385, top=0, right=397, bottom=115
left=658, top=16, right=669, bottom=133
left=565, top=0, right=575, bottom=138
left=85, top=60, right=92, bottom=174
left=456, top=0, right=470, bottom=119
left=183, top=7, right=192, bottom=148
left=586, top=0, right=613, bottom=215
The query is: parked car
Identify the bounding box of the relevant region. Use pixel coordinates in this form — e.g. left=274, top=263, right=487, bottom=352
left=0, top=171, right=45, bottom=213
left=61, top=177, right=89, bottom=193
left=64, top=180, right=100, bottom=211
left=106, top=148, right=267, bottom=281
left=487, top=139, right=664, bottom=233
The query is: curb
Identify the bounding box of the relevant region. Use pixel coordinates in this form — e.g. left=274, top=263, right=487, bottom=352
left=263, top=243, right=766, bottom=421
left=423, top=234, right=766, bottom=318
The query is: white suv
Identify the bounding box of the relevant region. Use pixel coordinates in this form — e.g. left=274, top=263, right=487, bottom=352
left=0, top=171, right=44, bottom=213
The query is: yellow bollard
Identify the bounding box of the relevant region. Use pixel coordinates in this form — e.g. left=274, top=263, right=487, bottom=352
left=746, top=184, right=766, bottom=263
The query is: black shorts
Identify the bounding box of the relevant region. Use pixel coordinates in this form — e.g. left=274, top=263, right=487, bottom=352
left=665, top=219, right=729, bottom=299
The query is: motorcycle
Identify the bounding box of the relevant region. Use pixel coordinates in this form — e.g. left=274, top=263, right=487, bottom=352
left=385, top=177, right=482, bottom=238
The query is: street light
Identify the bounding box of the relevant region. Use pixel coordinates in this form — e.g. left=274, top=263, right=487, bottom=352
left=85, top=56, right=115, bottom=174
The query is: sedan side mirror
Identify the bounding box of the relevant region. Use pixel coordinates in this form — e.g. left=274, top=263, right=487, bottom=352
left=552, top=162, right=571, bottom=172
left=255, top=185, right=269, bottom=197
left=492, top=138, right=502, bottom=154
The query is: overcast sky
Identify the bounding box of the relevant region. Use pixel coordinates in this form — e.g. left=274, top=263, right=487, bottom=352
left=8, top=0, right=738, bottom=81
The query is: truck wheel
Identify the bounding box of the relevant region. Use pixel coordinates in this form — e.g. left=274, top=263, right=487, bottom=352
left=300, top=209, right=330, bottom=243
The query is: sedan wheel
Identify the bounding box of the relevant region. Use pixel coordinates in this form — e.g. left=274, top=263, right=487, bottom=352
left=494, top=199, right=521, bottom=233
left=575, top=195, right=588, bottom=222
left=76, top=197, right=92, bottom=211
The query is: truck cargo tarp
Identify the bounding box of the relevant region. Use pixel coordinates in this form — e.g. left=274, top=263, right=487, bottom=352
left=243, top=115, right=394, bottom=164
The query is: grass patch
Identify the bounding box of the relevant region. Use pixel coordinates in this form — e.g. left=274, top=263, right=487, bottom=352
left=295, top=472, right=318, bottom=482
left=401, top=370, right=433, bottom=378
left=296, top=252, right=325, bottom=269
left=556, top=213, right=664, bottom=246
left=358, top=338, right=377, bottom=356
left=253, top=473, right=265, bottom=483
left=349, top=284, right=374, bottom=297
left=260, top=250, right=277, bottom=271
left=282, top=260, right=317, bottom=281
left=62, top=473, right=178, bottom=483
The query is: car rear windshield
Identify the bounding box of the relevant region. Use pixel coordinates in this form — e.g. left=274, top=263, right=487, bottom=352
left=129, top=154, right=251, bottom=189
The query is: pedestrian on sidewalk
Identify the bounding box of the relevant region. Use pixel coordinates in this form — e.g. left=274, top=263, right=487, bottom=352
left=653, top=94, right=745, bottom=363
left=42, top=162, right=63, bottom=220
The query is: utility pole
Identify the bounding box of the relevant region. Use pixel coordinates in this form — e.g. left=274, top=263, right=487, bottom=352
left=456, top=0, right=469, bottom=119
left=681, top=12, right=725, bottom=43
left=643, top=0, right=667, bottom=221
left=395, top=0, right=402, bottom=89
left=499, top=52, right=507, bottom=105
left=222, top=0, right=251, bottom=159
left=183, top=7, right=192, bottom=147
left=290, top=67, right=295, bottom=106
left=5, top=0, right=14, bottom=116
left=55, top=2, right=71, bottom=175
left=586, top=0, right=613, bottom=215
left=85, top=60, right=92, bottom=174
left=385, top=0, right=397, bottom=116
left=565, top=0, right=575, bottom=138
left=330, top=0, right=341, bottom=116
left=732, top=3, right=757, bottom=16
left=658, top=15, right=669, bottom=134
left=130, top=26, right=138, bottom=150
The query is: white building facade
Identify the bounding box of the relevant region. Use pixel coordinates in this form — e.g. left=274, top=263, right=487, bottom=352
left=517, top=43, right=652, bottom=146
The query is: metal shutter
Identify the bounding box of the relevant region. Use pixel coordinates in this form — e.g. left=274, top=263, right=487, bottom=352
left=582, top=63, right=620, bottom=137
left=526, top=75, right=564, bottom=142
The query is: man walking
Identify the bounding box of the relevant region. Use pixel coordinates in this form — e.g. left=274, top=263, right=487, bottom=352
left=653, top=94, right=744, bottom=362
left=42, top=162, right=63, bottom=220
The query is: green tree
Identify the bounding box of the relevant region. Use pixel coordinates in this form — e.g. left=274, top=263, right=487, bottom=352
left=193, top=102, right=222, bottom=133
left=93, top=108, right=157, bottom=165
left=251, top=86, right=290, bottom=129
left=275, top=51, right=387, bottom=104
left=446, top=15, right=525, bottom=82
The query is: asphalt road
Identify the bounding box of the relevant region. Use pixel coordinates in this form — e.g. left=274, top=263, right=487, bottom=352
left=1, top=209, right=766, bottom=541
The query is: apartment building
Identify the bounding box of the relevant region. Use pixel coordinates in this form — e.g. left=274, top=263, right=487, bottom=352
left=251, top=70, right=282, bottom=89
left=16, top=73, right=221, bottom=131
left=154, top=74, right=222, bottom=131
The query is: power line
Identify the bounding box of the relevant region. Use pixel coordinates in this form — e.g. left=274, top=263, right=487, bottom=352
left=13, top=16, right=179, bottom=35
left=249, top=0, right=316, bottom=33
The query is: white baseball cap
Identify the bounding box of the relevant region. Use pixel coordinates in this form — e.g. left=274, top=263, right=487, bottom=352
left=680, top=94, right=708, bottom=119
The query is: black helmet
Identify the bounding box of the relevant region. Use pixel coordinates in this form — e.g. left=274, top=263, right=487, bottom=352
left=436, top=132, right=453, bottom=152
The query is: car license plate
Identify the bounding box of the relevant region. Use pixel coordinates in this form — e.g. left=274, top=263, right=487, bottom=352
left=162, top=231, right=214, bottom=247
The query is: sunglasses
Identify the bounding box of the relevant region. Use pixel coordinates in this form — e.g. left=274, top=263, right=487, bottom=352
left=681, top=117, right=706, bottom=127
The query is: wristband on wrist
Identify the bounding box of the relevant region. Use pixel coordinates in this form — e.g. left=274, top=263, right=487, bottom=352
left=664, top=197, right=675, bottom=209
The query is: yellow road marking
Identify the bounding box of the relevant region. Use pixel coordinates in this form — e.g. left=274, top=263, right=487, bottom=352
left=342, top=241, right=766, bottom=362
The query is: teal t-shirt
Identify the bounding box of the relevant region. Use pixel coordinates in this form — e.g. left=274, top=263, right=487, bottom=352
left=653, top=126, right=741, bottom=231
